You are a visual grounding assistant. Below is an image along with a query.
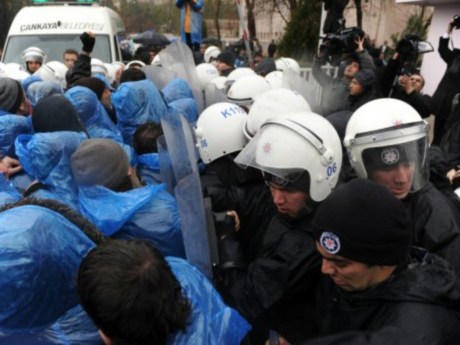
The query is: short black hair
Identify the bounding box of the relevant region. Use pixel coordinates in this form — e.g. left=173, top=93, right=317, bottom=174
left=77, top=239, right=191, bottom=345
left=63, top=48, right=78, bottom=56
left=120, top=68, right=147, bottom=84
left=133, top=122, right=164, bottom=155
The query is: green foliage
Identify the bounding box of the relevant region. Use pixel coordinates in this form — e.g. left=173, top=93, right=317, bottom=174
left=277, top=0, right=322, bottom=63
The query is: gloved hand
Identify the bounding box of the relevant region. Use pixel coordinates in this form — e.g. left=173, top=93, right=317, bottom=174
left=214, top=211, right=238, bottom=240
left=80, top=32, right=95, bottom=53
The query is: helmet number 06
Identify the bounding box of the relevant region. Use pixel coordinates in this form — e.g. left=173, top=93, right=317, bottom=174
left=327, top=162, right=337, bottom=177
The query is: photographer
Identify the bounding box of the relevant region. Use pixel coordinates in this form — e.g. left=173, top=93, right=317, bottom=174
left=312, top=34, right=375, bottom=116
left=432, top=15, right=460, bottom=144
left=380, top=51, right=434, bottom=119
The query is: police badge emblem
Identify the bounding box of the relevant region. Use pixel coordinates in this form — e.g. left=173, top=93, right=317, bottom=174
left=320, top=232, right=341, bottom=254
left=381, top=147, right=400, bottom=165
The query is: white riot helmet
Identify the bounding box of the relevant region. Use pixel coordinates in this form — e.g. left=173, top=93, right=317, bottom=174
left=34, top=61, right=68, bottom=89
left=235, top=112, right=342, bottom=202
left=204, top=46, right=221, bottom=64
left=344, top=98, right=429, bottom=195
left=196, top=63, right=219, bottom=90
left=103, top=63, right=117, bottom=85
left=125, top=60, right=146, bottom=70
left=275, top=57, right=300, bottom=75
left=22, top=47, right=46, bottom=65
left=195, top=102, right=248, bottom=163
left=91, top=58, right=108, bottom=76
left=265, top=70, right=283, bottom=89
left=224, top=67, right=256, bottom=94
left=227, top=75, right=271, bottom=110
left=244, top=88, right=311, bottom=139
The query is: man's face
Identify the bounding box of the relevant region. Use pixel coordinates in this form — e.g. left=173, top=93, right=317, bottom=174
left=316, top=242, right=389, bottom=291
left=410, top=74, right=424, bottom=92
left=63, top=53, right=78, bottom=69
left=344, top=61, right=360, bottom=79
left=369, top=162, right=415, bottom=199
left=268, top=182, right=308, bottom=218
left=200, top=44, right=207, bottom=54
left=216, top=60, right=231, bottom=73
left=27, top=60, right=42, bottom=73
left=349, top=78, right=364, bottom=96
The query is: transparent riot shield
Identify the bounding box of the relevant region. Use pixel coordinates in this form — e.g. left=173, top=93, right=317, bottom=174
left=204, top=83, right=227, bottom=108
left=282, top=68, right=321, bottom=112
left=158, top=41, right=205, bottom=114
left=160, top=107, right=212, bottom=279
left=142, top=65, right=178, bottom=91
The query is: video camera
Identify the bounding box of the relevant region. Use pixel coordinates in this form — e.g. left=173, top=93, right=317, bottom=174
left=453, top=15, right=460, bottom=30
left=320, top=27, right=365, bottom=64
left=395, top=34, right=433, bottom=65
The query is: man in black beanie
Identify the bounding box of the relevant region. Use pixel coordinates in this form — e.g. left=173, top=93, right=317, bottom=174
left=0, top=77, right=30, bottom=116
left=302, top=178, right=460, bottom=344
left=348, top=68, right=376, bottom=111
left=216, top=51, right=235, bottom=77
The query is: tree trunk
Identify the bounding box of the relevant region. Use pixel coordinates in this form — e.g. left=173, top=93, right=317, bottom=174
left=246, top=0, right=256, bottom=38
left=355, top=0, right=362, bottom=28
left=214, top=0, right=222, bottom=43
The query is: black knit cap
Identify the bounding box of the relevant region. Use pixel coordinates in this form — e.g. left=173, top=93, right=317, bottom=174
left=73, top=77, right=105, bottom=100
left=217, top=51, right=235, bottom=67
left=0, top=78, right=24, bottom=114
left=32, top=94, right=87, bottom=134
left=312, top=178, right=412, bottom=266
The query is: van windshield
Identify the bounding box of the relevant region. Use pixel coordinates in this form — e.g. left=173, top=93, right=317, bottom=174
left=2, top=34, right=112, bottom=64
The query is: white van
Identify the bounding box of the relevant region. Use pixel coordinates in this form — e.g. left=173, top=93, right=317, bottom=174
left=2, top=1, right=127, bottom=65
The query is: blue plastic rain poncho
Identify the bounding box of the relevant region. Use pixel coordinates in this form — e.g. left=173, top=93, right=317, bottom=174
left=27, top=80, right=63, bottom=107
left=167, top=256, right=251, bottom=344
left=163, top=79, right=198, bottom=124
left=22, top=74, right=43, bottom=94
left=0, top=115, right=34, bottom=193
left=15, top=132, right=86, bottom=209
left=176, top=0, right=203, bottom=46
left=77, top=183, right=186, bottom=258
left=65, top=86, right=135, bottom=164
left=168, top=98, right=199, bottom=124
left=0, top=174, right=22, bottom=206
left=0, top=114, right=32, bottom=157
left=65, top=86, right=121, bottom=141
left=112, top=79, right=167, bottom=145
left=162, top=78, right=194, bottom=103
left=0, top=205, right=98, bottom=341
left=137, top=153, right=162, bottom=185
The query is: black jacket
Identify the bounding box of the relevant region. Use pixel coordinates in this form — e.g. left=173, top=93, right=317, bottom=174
left=380, top=58, right=434, bottom=119
left=303, top=248, right=460, bottom=345
left=207, top=182, right=276, bottom=262
left=403, top=182, right=460, bottom=285
left=216, top=212, right=321, bottom=344
left=432, top=37, right=460, bottom=144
